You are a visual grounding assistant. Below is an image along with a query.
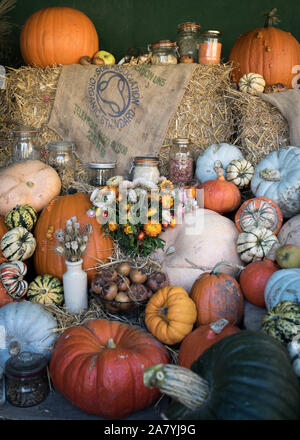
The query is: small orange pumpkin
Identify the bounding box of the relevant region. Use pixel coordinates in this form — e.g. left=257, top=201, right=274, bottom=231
left=145, top=285, right=197, bottom=345
left=198, top=161, right=241, bottom=214
left=190, top=262, right=244, bottom=326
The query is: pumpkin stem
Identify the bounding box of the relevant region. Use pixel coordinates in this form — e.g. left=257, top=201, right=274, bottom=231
left=259, top=169, right=281, bottom=181
left=106, top=338, right=117, bottom=349
left=214, top=160, right=225, bottom=180
left=209, top=318, right=229, bottom=334
left=144, top=364, right=209, bottom=411
left=211, top=260, right=244, bottom=275
left=263, top=8, right=280, bottom=28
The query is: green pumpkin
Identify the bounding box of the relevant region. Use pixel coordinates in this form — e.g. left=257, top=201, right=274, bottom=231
left=262, top=301, right=300, bottom=344
left=144, top=331, right=300, bottom=420
left=5, top=204, right=38, bottom=232
left=27, top=274, right=64, bottom=306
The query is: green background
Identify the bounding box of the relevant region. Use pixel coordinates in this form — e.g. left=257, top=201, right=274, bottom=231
left=4, top=0, right=300, bottom=66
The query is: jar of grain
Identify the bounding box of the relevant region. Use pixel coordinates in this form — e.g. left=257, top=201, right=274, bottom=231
left=46, top=141, right=78, bottom=182
left=10, top=127, right=40, bottom=163
left=151, top=40, right=178, bottom=65
left=131, top=156, right=160, bottom=183
left=177, top=22, right=201, bottom=62
left=198, top=30, right=222, bottom=64
left=169, top=138, right=194, bottom=185
left=87, top=162, right=117, bottom=187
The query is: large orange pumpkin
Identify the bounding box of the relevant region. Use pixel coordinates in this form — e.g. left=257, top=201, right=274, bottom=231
left=49, top=319, right=170, bottom=419
left=20, top=6, right=99, bottom=67
left=229, top=8, right=300, bottom=89
left=33, top=193, right=113, bottom=283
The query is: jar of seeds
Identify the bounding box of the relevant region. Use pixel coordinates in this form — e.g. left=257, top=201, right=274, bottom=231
left=131, top=156, right=160, bottom=183
left=177, top=22, right=201, bottom=62
left=151, top=40, right=178, bottom=65
left=87, top=162, right=117, bottom=187
left=169, top=138, right=194, bottom=185
left=5, top=351, right=49, bottom=407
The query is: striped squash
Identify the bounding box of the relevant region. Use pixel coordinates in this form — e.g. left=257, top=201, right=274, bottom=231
left=226, top=159, right=254, bottom=189
left=235, top=197, right=283, bottom=234
left=5, top=204, right=38, bottom=232
left=27, top=274, right=64, bottom=306
left=1, top=227, right=36, bottom=261
left=236, top=227, right=279, bottom=263
left=238, top=73, right=266, bottom=94
left=0, top=261, right=28, bottom=300
left=262, top=301, right=300, bottom=344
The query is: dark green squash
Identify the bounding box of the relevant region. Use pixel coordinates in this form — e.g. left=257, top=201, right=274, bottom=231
left=262, top=301, right=300, bottom=344
left=144, top=331, right=300, bottom=420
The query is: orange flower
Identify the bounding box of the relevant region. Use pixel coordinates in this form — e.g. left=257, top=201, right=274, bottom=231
left=169, top=217, right=177, bottom=228
left=144, top=221, right=162, bottom=237
left=108, top=222, right=118, bottom=232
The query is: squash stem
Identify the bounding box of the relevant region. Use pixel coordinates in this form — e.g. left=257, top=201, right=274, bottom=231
left=106, top=338, right=117, bottom=349
left=259, top=168, right=281, bottom=181
left=210, top=318, right=229, bottom=334
left=144, top=364, right=209, bottom=410
left=211, top=260, right=244, bottom=275
left=214, top=160, right=225, bottom=179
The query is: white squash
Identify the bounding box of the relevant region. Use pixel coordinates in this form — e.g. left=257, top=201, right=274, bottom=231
left=237, top=227, right=279, bottom=263
left=239, top=73, right=266, bottom=94
left=1, top=226, right=36, bottom=261
left=226, top=159, right=254, bottom=189
left=277, top=214, right=300, bottom=247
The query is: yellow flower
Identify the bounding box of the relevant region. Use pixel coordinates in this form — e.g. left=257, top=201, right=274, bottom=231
left=160, top=180, right=174, bottom=193
left=108, top=222, right=118, bottom=232
left=161, top=195, right=174, bottom=209
left=144, top=221, right=162, bottom=237
left=147, top=207, right=158, bottom=218
left=124, top=224, right=133, bottom=235
left=169, top=216, right=177, bottom=228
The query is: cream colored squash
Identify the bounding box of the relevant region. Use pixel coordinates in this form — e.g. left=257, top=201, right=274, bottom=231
left=237, top=227, right=279, bottom=263
left=239, top=73, right=266, bottom=94
left=1, top=226, right=36, bottom=261
left=226, top=159, right=254, bottom=189
left=0, top=160, right=61, bottom=216
left=152, top=208, right=243, bottom=292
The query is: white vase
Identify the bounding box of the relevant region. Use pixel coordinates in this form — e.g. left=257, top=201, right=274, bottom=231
left=63, top=259, right=88, bottom=314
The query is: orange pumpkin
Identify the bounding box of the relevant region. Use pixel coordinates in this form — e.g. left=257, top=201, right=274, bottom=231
left=229, top=8, right=300, bottom=89
left=145, top=286, right=197, bottom=345
left=190, top=262, right=244, bottom=326
left=20, top=6, right=99, bottom=67
left=33, top=193, right=113, bottom=283
left=198, top=161, right=241, bottom=214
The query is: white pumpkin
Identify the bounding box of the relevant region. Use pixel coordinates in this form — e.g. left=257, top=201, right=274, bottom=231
left=239, top=73, right=266, bottom=94
left=251, top=147, right=300, bottom=218
left=0, top=301, right=58, bottom=368
left=277, top=214, right=300, bottom=247
left=237, top=227, right=279, bottom=263
left=226, top=159, right=254, bottom=189
left=264, top=269, right=300, bottom=310
left=1, top=226, right=36, bottom=261
left=195, top=143, right=244, bottom=183
left=152, top=208, right=243, bottom=292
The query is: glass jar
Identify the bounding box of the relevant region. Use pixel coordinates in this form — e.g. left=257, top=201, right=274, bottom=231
left=10, top=127, right=40, bottom=163
left=177, top=22, right=201, bottom=62
left=4, top=351, right=49, bottom=408
left=169, top=138, right=194, bottom=185
left=88, top=162, right=117, bottom=187
left=46, top=141, right=78, bottom=181
left=198, top=30, right=222, bottom=65
left=132, top=156, right=160, bottom=183
left=151, top=40, right=178, bottom=65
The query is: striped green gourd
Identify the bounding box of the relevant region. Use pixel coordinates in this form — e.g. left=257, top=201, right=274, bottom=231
left=5, top=204, right=38, bottom=232
left=27, top=274, right=64, bottom=306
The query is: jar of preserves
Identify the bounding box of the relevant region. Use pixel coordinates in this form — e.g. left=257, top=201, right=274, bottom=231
left=10, top=127, right=40, bottom=164
left=177, top=22, right=201, bottom=62
left=198, top=30, right=222, bottom=64
left=151, top=40, right=178, bottom=65
left=169, top=138, right=194, bottom=185
left=87, top=162, right=117, bottom=187
left=131, top=156, right=160, bottom=183
left=4, top=351, right=49, bottom=408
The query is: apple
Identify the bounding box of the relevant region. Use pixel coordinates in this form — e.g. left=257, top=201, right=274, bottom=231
left=276, top=244, right=300, bottom=268
left=93, top=50, right=116, bottom=65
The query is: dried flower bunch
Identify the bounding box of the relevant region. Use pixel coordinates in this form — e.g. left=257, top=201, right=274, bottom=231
left=54, top=217, right=93, bottom=262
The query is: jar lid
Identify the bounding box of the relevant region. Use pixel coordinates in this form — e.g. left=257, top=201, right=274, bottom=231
left=172, top=138, right=191, bottom=145
left=11, top=126, right=39, bottom=136
left=177, top=22, right=201, bottom=32
left=46, top=141, right=75, bottom=152
left=5, top=351, right=48, bottom=378
left=134, top=156, right=160, bottom=164
left=201, top=30, right=222, bottom=37
left=152, top=40, right=176, bottom=48
left=88, top=162, right=116, bottom=169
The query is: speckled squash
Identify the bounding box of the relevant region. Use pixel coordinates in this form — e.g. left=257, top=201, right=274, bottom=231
left=262, top=301, right=300, bottom=344
left=27, top=274, right=64, bottom=306
left=5, top=204, right=38, bottom=232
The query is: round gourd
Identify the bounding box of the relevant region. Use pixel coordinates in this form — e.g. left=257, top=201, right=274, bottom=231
left=0, top=301, right=58, bottom=368
left=1, top=227, right=36, bottom=261
left=262, top=301, right=300, bottom=344
left=0, top=160, right=61, bottom=216
left=237, top=227, right=279, bottom=263
left=5, top=204, right=38, bottom=232
left=27, top=274, right=63, bottom=306
left=20, top=6, right=99, bottom=67
left=251, top=147, right=300, bottom=218
left=264, top=268, right=300, bottom=310
left=0, top=215, right=8, bottom=260
left=238, top=72, right=266, bottom=94
left=235, top=197, right=283, bottom=234
left=225, top=158, right=254, bottom=189
left=0, top=261, right=28, bottom=300
left=195, top=143, right=244, bottom=183
left=277, top=214, right=300, bottom=248
left=33, top=193, right=113, bottom=283
left=178, top=319, right=240, bottom=369
left=145, top=286, right=197, bottom=345
left=49, top=319, right=170, bottom=419
left=144, top=331, right=300, bottom=420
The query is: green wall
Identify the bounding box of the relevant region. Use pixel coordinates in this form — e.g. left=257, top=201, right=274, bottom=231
left=6, top=0, right=300, bottom=66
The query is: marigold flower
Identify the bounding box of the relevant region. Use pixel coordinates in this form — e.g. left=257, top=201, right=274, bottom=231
left=144, top=221, right=162, bottom=237
left=124, top=224, right=133, bottom=235
left=160, top=179, right=174, bottom=193
left=108, top=222, right=118, bottom=232
left=147, top=207, right=158, bottom=218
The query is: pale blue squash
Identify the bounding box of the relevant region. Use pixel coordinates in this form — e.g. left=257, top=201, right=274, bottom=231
left=264, top=268, right=300, bottom=310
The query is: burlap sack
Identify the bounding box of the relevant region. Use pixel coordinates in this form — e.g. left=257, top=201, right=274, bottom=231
left=48, top=64, right=198, bottom=176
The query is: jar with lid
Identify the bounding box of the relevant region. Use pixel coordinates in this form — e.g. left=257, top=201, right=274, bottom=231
left=198, top=30, right=222, bottom=64
left=9, top=126, right=40, bottom=164
left=46, top=141, right=78, bottom=182
left=131, top=156, right=160, bottom=183
left=169, top=138, right=194, bottom=185
left=88, top=162, right=117, bottom=187
left=177, top=22, right=201, bottom=62
left=4, top=351, right=49, bottom=407
left=151, top=40, right=178, bottom=65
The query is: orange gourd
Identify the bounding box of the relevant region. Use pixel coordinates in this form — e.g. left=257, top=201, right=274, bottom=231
left=20, top=6, right=99, bottom=67
left=33, top=193, right=113, bottom=283
left=198, top=161, right=241, bottom=214
left=229, top=8, right=300, bottom=89
left=190, top=262, right=244, bottom=326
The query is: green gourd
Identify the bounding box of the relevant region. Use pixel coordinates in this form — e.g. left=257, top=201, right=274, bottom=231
left=262, top=301, right=300, bottom=344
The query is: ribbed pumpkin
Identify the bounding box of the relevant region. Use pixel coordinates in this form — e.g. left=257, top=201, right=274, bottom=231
left=235, top=197, right=283, bottom=234
left=225, top=159, right=254, bottom=189
left=262, top=301, right=300, bottom=344
left=33, top=193, right=113, bottom=283
left=178, top=319, right=241, bottom=369
left=190, top=263, right=244, bottom=326
left=49, top=319, right=170, bottom=419
left=264, top=268, right=300, bottom=310
left=1, top=227, right=36, bottom=262
left=145, top=286, right=197, bottom=345
left=0, top=261, right=28, bottom=300
left=229, top=8, right=300, bottom=88
left=27, top=275, right=64, bottom=306
left=5, top=204, right=38, bottom=232
left=20, top=6, right=99, bottom=67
